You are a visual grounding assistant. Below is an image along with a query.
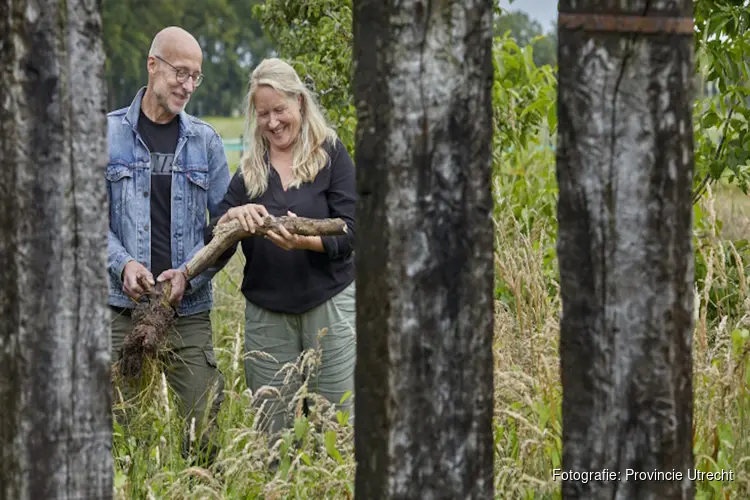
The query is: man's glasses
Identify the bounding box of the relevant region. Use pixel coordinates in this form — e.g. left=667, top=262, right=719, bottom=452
left=153, top=55, right=204, bottom=87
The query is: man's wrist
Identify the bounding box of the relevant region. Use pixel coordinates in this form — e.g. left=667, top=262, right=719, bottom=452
left=120, top=259, right=135, bottom=281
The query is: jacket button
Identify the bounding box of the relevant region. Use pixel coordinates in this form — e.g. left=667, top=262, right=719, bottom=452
left=144, top=224, right=149, bottom=231
left=143, top=191, right=148, bottom=197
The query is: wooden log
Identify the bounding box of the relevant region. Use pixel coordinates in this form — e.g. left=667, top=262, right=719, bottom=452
left=185, top=215, right=347, bottom=280
left=118, top=216, right=347, bottom=380
left=0, top=0, right=113, bottom=496
left=556, top=1, right=695, bottom=498
left=352, top=0, right=496, bottom=497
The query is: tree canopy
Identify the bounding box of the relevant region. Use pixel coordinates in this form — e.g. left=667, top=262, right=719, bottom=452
left=102, top=0, right=273, bottom=116
left=495, top=9, right=557, bottom=68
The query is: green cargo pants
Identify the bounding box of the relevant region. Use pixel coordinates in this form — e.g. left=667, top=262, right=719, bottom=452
left=244, top=281, right=356, bottom=442
left=110, top=306, right=225, bottom=462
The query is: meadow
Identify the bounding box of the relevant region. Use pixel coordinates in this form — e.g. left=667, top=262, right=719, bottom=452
left=204, top=116, right=246, bottom=169
left=109, top=105, right=750, bottom=499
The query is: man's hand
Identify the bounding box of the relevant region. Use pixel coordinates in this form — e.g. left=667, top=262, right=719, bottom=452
left=157, top=269, right=189, bottom=307
left=122, top=260, right=155, bottom=301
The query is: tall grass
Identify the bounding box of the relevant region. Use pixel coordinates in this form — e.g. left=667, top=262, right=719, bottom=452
left=114, top=252, right=356, bottom=499
left=112, top=82, right=750, bottom=500
left=111, top=144, right=750, bottom=499
left=490, top=146, right=750, bottom=498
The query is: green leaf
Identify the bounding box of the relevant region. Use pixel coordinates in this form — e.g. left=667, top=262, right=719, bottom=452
left=114, top=471, right=127, bottom=489
left=294, top=416, right=309, bottom=440
left=702, top=110, right=721, bottom=128
left=336, top=410, right=350, bottom=426
left=324, top=430, right=345, bottom=464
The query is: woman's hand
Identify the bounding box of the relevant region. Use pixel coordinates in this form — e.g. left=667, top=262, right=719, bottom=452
left=219, top=203, right=270, bottom=234
left=266, top=211, right=324, bottom=252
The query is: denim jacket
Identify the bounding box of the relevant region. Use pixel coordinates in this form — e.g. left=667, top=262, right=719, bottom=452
left=106, top=88, right=231, bottom=315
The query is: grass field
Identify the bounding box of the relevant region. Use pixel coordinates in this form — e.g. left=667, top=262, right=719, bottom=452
left=714, top=183, right=750, bottom=241
left=111, top=118, right=750, bottom=499
left=203, top=116, right=245, bottom=170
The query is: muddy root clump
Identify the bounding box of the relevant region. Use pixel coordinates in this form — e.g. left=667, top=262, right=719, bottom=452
left=119, top=281, right=176, bottom=380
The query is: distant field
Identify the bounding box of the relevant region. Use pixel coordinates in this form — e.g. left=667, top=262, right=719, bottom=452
left=714, top=182, right=750, bottom=241
left=202, top=116, right=245, bottom=170
left=202, top=115, right=245, bottom=138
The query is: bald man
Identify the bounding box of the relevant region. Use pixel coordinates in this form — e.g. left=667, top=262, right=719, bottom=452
left=106, top=26, right=230, bottom=465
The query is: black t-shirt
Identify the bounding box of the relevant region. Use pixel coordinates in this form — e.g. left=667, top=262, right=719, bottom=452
left=138, top=110, right=179, bottom=279
left=207, top=138, right=356, bottom=314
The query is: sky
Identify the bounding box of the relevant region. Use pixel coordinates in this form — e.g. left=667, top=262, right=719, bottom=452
left=498, top=0, right=558, bottom=31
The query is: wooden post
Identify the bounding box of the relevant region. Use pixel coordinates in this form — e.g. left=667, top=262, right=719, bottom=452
left=0, top=0, right=113, bottom=498
left=352, top=0, right=496, bottom=498
left=556, top=2, right=695, bottom=498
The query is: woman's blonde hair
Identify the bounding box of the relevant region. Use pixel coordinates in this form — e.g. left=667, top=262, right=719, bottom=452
left=239, top=58, right=338, bottom=199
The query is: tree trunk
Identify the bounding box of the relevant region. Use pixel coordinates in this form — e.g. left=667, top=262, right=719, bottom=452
left=352, top=1, right=495, bottom=498
left=0, top=1, right=113, bottom=499
left=556, top=2, right=695, bottom=498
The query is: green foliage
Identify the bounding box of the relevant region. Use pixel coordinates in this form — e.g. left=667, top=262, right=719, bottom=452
left=492, top=37, right=557, bottom=156
left=101, top=0, right=273, bottom=116
left=252, top=0, right=356, bottom=152
left=692, top=0, right=750, bottom=199
left=490, top=36, right=559, bottom=307
left=494, top=10, right=557, bottom=68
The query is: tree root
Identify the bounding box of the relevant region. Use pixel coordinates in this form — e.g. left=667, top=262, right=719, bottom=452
left=119, top=281, right=176, bottom=380
left=118, top=216, right=348, bottom=380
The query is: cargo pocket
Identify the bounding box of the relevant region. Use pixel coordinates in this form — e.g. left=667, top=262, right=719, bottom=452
left=203, top=345, right=218, bottom=368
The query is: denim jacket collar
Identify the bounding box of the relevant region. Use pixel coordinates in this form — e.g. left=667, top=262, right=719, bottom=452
left=123, top=87, right=197, bottom=139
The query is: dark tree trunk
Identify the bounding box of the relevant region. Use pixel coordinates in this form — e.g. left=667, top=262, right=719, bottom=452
left=556, top=1, right=695, bottom=498
left=0, top=0, right=113, bottom=498
left=352, top=1, right=495, bottom=498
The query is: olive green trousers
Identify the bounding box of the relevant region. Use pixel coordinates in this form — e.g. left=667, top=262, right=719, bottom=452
left=243, top=281, right=356, bottom=442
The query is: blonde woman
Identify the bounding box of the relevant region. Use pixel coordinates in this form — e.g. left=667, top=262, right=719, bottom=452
left=209, top=58, right=356, bottom=445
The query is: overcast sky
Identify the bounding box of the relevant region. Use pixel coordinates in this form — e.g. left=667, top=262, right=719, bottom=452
left=498, top=0, right=558, bottom=31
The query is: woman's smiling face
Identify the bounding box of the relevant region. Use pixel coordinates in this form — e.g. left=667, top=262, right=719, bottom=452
left=254, top=85, right=302, bottom=152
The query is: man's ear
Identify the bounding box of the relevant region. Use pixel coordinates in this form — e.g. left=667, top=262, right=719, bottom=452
left=147, top=56, right=157, bottom=74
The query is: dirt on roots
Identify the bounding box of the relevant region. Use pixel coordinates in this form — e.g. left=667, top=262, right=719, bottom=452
left=119, top=281, right=176, bottom=379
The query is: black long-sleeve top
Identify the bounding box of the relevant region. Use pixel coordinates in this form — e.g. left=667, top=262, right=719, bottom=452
left=207, top=137, right=356, bottom=314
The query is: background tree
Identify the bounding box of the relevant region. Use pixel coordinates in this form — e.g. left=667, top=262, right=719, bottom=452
left=254, top=0, right=356, bottom=152
left=352, top=0, right=496, bottom=497
left=556, top=1, right=695, bottom=498
left=691, top=0, right=750, bottom=199
left=102, top=0, right=274, bottom=116
left=495, top=10, right=557, bottom=67
left=0, top=0, right=113, bottom=498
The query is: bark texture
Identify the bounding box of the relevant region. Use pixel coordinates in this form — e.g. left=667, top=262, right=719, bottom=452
left=556, top=1, right=695, bottom=498
left=352, top=1, right=495, bottom=498
left=0, top=0, right=113, bottom=498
